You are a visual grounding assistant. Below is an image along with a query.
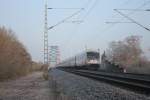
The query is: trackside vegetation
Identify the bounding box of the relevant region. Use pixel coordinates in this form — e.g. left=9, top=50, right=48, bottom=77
left=0, top=27, right=43, bottom=81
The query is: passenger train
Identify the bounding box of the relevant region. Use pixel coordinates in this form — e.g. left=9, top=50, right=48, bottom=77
left=57, top=50, right=100, bottom=70
left=57, top=50, right=125, bottom=72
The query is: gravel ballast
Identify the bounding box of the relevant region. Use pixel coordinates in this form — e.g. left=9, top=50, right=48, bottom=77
left=49, top=68, right=150, bottom=100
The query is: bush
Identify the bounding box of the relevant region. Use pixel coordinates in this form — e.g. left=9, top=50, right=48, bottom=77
left=0, top=26, right=32, bottom=81
left=31, top=61, right=43, bottom=71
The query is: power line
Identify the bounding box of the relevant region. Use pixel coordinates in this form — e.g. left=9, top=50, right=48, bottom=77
left=48, top=8, right=84, bottom=30
left=110, top=0, right=150, bottom=20
left=105, top=0, right=150, bottom=33
left=65, top=20, right=84, bottom=24
left=106, top=21, right=133, bottom=24
left=82, top=0, right=99, bottom=20
left=116, top=9, right=150, bottom=12
left=125, top=0, right=150, bottom=16
left=106, top=9, right=150, bottom=24
left=102, top=0, right=134, bottom=33
left=62, top=0, right=95, bottom=52
left=69, top=0, right=99, bottom=37
left=114, top=9, right=150, bottom=32
left=48, top=8, right=84, bottom=10
left=84, top=0, right=93, bottom=8
left=45, top=1, right=84, bottom=66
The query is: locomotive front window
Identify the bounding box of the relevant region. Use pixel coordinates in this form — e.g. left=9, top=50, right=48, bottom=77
left=87, top=52, right=99, bottom=59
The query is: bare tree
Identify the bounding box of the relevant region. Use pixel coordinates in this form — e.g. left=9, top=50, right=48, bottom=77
left=106, top=35, right=143, bottom=69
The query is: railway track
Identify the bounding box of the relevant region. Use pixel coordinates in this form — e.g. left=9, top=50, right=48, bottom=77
left=58, top=68, right=150, bottom=95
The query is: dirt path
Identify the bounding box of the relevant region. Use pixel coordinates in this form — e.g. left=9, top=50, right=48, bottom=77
left=0, top=72, right=53, bottom=100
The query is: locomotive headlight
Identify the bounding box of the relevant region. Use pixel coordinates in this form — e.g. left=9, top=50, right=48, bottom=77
left=88, top=59, right=98, bottom=64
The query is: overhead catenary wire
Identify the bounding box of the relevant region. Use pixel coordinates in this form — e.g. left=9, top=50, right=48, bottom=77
left=105, top=0, right=150, bottom=33
left=116, top=9, right=150, bottom=12
left=114, top=9, right=150, bottom=32
left=106, top=21, right=133, bottom=24
left=47, top=3, right=86, bottom=61
left=105, top=8, right=150, bottom=24
left=62, top=0, right=94, bottom=55
left=48, top=8, right=84, bottom=10
left=53, top=0, right=92, bottom=50
left=82, top=0, right=99, bottom=20
left=47, top=7, right=84, bottom=24
left=124, top=0, right=150, bottom=16
left=116, top=0, right=150, bottom=17
left=103, top=0, right=136, bottom=32
left=110, top=0, right=135, bottom=19
left=48, top=8, right=84, bottom=30
left=64, top=0, right=95, bottom=35
left=70, top=0, right=99, bottom=34
left=110, top=0, right=150, bottom=20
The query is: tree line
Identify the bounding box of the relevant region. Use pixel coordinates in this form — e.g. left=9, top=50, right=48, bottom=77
left=106, top=35, right=150, bottom=74
left=0, top=27, right=43, bottom=81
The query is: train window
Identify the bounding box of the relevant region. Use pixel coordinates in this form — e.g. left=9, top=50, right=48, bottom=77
left=87, top=52, right=99, bottom=59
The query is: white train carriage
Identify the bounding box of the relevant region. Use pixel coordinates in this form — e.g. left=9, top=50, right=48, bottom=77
left=57, top=51, right=100, bottom=70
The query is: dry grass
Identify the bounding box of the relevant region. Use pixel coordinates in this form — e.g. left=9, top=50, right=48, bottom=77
left=0, top=26, right=32, bottom=81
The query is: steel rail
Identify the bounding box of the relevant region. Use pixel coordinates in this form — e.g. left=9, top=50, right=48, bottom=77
left=58, top=68, right=150, bottom=95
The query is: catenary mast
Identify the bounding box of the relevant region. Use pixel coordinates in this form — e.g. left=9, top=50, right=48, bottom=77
left=44, top=0, right=49, bottom=65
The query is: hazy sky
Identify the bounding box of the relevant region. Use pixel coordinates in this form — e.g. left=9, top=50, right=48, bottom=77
left=0, top=0, right=150, bottom=62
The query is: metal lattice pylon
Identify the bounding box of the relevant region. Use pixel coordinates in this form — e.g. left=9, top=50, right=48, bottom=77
left=44, top=1, right=49, bottom=65
left=43, top=0, right=82, bottom=66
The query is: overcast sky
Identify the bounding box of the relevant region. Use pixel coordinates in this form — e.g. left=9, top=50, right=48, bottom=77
left=0, top=0, right=150, bottom=62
